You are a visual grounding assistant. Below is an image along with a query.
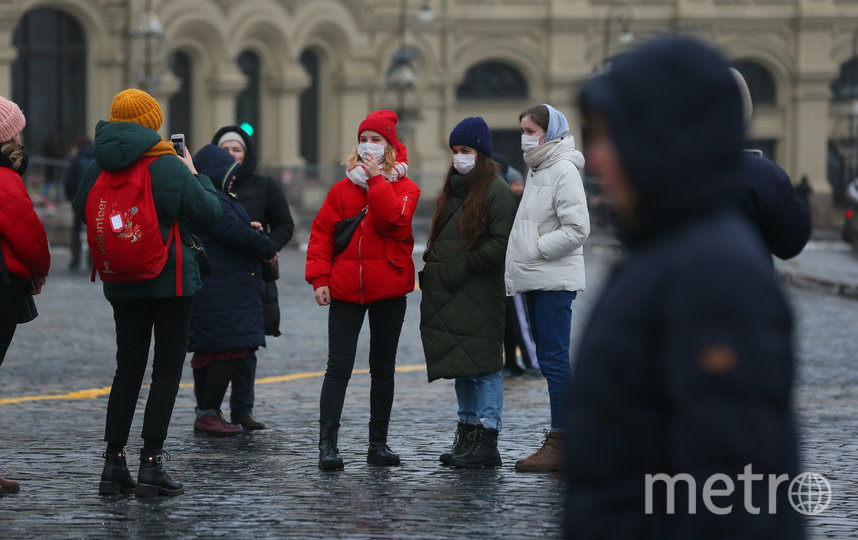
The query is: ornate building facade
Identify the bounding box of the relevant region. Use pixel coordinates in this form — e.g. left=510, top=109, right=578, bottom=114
left=1, top=0, right=857, bottom=220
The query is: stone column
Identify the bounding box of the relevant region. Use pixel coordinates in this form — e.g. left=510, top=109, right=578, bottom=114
left=792, top=13, right=839, bottom=224
left=265, top=68, right=311, bottom=168
left=206, top=68, right=246, bottom=140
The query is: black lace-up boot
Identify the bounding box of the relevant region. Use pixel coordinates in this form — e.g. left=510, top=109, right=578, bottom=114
left=135, top=450, right=184, bottom=497
left=367, top=420, right=400, bottom=466
left=99, top=447, right=137, bottom=495
left=319, top=420, right=344, bottom=471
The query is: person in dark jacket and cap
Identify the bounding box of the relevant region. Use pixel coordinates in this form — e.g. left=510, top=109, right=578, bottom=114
left=730, top=68, right=812, bottom=260
left=567, top=37, right=803, bottom=538
left=187, top=144, right=277, bottom=437
left=211, top=126, right=294, bottom=431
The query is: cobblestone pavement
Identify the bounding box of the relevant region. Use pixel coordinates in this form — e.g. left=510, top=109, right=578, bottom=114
left=0, top=245, right=856, bottom=538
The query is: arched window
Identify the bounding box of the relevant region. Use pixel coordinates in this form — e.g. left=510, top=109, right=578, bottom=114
left=236, top=50, right=261, bottom=142
left=168, top=51, right=192, bottom=145
left=299, top=49, right=320, bottom=166
left=733, top=60, right=777, bottom=106
left=831, top=57, right=858, bottom=102
left=12, top=8, right=86, bottom=155
left=456, top=61, right=528, bottom=100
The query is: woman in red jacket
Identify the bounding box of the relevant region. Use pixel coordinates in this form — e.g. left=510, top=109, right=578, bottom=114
left=306, top=110, right=420, bottom=471
left=0, top=95, right=50, bottom=494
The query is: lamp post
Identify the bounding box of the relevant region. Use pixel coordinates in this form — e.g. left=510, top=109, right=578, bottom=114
left=385, top=1, right=433, bottom=143
left=130, top=0, right=164, bottom=92
left=601, top=1, right=634, bottom=66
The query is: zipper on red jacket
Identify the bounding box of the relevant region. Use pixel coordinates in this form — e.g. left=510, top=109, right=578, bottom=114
left=358, top=218, right=365, bottom=305
left=401, top=195, right=408, bottom=215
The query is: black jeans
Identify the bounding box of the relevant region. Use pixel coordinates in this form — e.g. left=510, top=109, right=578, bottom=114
left=105, top=296, right=194, bottom=448
left=0, top=280, right=25, bottom=365
left=319, top=296, right=407, bottom=425
left=194, top=359, right=237, bottom=412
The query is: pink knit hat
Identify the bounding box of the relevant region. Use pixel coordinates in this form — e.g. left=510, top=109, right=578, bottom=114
left=0, top=96, right=25, bottom=143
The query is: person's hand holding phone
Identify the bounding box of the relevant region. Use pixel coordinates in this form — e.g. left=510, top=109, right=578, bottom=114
left=171, top=134, right=197, bottom=175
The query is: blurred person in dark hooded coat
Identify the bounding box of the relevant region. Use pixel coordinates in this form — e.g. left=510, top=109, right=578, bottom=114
left=567, top=37, right=803, bottom=539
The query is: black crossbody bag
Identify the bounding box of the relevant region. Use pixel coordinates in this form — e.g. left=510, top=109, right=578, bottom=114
left=333, top=206, right=368, bottom=254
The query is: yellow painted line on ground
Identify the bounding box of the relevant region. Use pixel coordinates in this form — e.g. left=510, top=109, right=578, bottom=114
left=0, top=364, right=427, bottom=406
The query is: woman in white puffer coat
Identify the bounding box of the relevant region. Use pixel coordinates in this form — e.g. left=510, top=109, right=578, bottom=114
left=505, top=104, right=590, bottom=473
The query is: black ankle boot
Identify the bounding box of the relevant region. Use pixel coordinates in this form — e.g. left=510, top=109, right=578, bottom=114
left=136, top=451, right=184, bottom=497
left=449, top=426, right=502, bottom=468
left=99, top=448, right=137, bottom=495
left=367, top=420, right=400, bottom=466
left=319, top=420, right=344, bottom=471
left=439, top=422, right=475, bottom=465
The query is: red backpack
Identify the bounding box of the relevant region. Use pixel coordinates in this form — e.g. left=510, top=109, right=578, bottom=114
left=85, top=156, right=183, bottom=294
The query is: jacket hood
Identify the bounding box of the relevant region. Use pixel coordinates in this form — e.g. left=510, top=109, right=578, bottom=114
left=92, top=120, right=163, bottom=171
left=580, top=37, right=746, bottom=246
left=544, top=104, right=570, bottom=142
left=193, top=144, right=240, bottom=193
left=211, top=125, right=257, bottom=182
left=542, top=136, right=586, bottom=170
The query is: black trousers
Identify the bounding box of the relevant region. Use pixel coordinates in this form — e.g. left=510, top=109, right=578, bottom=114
left=105, top=296, right=194, bottom=448
left=319, top=296, right=407, bottom=425
left=194, top=359, right=237, bottom=412
left=0, top=280, right=25, bottom=366
left=69, top=208, right=84, bottom=268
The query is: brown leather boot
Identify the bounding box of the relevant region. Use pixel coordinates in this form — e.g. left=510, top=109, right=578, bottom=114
left=0, top=474, right=20, bottom=494
left=514, top=430, right=564, bottom=472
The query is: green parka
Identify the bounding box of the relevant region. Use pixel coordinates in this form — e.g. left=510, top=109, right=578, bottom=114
left=420, top=173, right=517, bottom=381
left=73, top=120, right=223, bottom=303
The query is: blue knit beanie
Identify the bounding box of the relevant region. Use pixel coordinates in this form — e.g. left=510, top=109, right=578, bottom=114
left=448, top=116, right=493, bottom=157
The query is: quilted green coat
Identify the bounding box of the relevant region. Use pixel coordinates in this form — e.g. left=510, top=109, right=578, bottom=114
left=420, top=173, right=517, bottom=381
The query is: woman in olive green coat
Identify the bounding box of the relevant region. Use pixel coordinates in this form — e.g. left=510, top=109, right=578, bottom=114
left=420, top=117, right=517, bottom=468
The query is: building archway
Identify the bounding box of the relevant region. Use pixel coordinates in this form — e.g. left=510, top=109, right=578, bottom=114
left=456, top=61, right=529, bottom=101
left=12, top=7, right=87, bottom=156
left=168, top=51, right=193, bottom=145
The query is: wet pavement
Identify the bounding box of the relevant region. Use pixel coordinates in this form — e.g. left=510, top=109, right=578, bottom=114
left=0, top=244, right=856, bottom=538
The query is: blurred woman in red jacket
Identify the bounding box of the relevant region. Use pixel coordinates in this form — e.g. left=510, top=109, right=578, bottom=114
left=0, top=95, right=50, bottom=494
left=306, top=110, right=420, bottom=471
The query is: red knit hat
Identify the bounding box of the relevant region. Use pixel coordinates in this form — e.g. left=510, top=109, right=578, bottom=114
left=358, top=110, right=398, bottom=147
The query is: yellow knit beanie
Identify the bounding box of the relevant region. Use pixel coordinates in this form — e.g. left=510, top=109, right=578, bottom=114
left=109, top=89, right=163, bottom=131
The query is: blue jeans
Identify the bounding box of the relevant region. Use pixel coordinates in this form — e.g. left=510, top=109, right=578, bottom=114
left=454, top=370, right=503, bottom=431
left=229, top=351, right=257, bottom=421
left=524, top=290, right=577, bottom=431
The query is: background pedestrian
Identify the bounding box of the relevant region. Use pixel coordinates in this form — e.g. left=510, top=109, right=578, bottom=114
left=211, top=125, right=294, bottom=431
left=305, top=110, right=420, bottom=470
left=64, top=137, right=93, bottom=270
left=504, top=103, right=590, bottom=472
left=492, top=152, right=537, bottom=378
left=730, top=68, right=812, bottom=260
left=420, top=117, right=517, bottom=468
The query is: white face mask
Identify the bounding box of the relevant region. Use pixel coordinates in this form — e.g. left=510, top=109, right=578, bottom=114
left=358, top=142, right=386, bottom=164
left=521, top=134, right=542, bottom=152
left=453, top=153, right=476, bottom=175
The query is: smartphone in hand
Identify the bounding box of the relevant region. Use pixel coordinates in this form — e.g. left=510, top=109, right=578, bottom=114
left=170, top=133, right=185, bottom=157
